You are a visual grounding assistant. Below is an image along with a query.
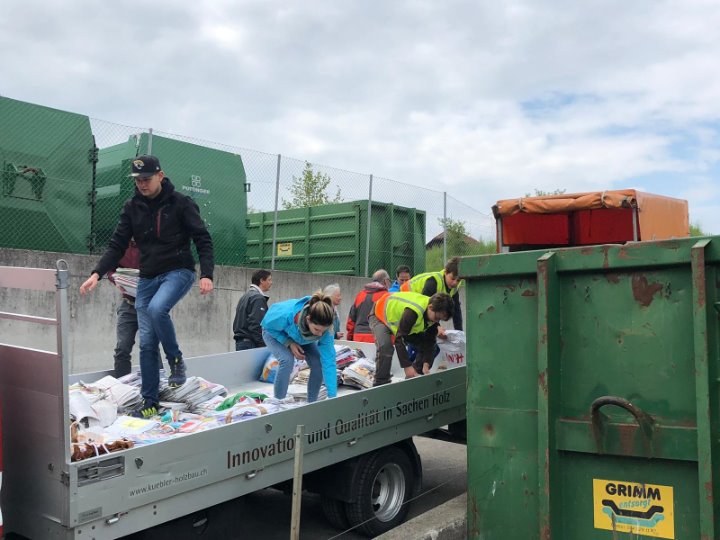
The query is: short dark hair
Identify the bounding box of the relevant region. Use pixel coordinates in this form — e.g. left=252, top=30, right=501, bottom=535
left=444, top=257, right=460, bottom=276
left=395, top=265, right=411, bottom=277
left=428, top=292, right=454, bottom=321
left=251, top=269, right=272, bottom=286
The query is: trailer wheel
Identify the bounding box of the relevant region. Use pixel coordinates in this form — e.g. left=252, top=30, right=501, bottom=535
left=320, top=496, right=349, bottom=530
left=345, top=447, right=414, bottom=537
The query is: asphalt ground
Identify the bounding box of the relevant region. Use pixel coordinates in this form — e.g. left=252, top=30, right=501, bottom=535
left=234, top=434, right=467, bottom=539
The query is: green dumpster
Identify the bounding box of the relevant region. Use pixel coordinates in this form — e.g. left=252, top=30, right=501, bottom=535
left=462, top=237, right=720, bottom=539
left=247, top=200, right=425, bottom=276
left=95, top=133, right=248, bottom=265
left=0, top=97, right=95, bottom=253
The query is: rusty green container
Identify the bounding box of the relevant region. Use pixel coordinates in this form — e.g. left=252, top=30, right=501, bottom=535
left=462, top=237, right=720, bottom=539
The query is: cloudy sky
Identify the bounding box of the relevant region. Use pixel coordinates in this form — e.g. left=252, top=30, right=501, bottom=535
left=2, top=0, right=720, bottom=238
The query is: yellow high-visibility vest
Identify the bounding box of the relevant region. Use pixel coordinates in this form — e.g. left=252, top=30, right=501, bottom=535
left=374, top=292, right=432, bottom=335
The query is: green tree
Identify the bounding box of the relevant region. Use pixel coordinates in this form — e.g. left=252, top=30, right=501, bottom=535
left=425, top=217, right=495, bottom=269
left=282, top=162, right=343, bottom=209
left=439, top=217, right=472, bottom=257
left=690, top=222, right=706, bottom=236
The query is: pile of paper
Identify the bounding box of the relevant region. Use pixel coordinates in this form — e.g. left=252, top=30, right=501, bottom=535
left=159, top=376, right=227, bottom=412
left=287, top=383, right=327, bottom=401
left=113, top=268, right=140, bottom=297
left=341, top=357, right=376, bottom=389
left=334, top=344, right=358, bottom=369
left=85, top=375, right=142, bottom=411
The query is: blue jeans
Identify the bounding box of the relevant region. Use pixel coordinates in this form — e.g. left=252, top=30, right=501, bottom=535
left=262, top=330, right=324, bottom=402
left=113, top=298, right=138, bottom=378
left=135, top=269, right=195, bottom=403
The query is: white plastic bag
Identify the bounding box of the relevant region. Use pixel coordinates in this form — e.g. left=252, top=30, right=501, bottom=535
left=433, top=330, right=466, bottom=372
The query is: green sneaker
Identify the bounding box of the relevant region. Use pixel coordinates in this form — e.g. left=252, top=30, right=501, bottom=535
left=168, top=357, right=187, bottom=388
left=131, top=400, right=159, bottom=419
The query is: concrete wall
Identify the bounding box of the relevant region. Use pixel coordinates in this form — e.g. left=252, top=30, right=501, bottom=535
left=0, top=249, right=369, bottom=373
left=0, top=248, right=465, bottom=374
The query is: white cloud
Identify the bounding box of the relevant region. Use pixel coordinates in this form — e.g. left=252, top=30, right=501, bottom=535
left=1, top=0, right=720, bottom=237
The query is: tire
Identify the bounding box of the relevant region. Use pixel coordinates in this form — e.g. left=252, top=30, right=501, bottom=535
left=345, top=447, right=414, bottom=537
left=320, top=496, right=350, bottom=530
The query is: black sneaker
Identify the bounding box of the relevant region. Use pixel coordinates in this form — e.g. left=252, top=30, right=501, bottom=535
left=131, top=400, right=159, bottom=419
left=168, top=357, right=187, bottom=388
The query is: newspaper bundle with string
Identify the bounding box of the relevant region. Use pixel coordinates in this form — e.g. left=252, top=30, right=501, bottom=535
left=112, top=268, right=139, bottom=297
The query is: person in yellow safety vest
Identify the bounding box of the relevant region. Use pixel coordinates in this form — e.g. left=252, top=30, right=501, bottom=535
left=369, top=291, right=454, bottom=386
left=400, top=256, right=463, bottom=336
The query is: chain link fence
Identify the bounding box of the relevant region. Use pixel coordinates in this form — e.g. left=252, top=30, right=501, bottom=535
left=1, top=97, right=495, bottom=277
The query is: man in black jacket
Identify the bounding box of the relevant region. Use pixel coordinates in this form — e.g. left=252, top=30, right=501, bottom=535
left=233, top=269, right=272, bottom=350
left=80, top=155, right=214, bottom=418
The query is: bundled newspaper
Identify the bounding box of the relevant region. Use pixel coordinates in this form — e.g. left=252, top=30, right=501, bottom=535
left=160, top=376, right=228, bottom=412
left=112, top=268, right=139, bottom=297
left=341, top=357, right=376, bottom=389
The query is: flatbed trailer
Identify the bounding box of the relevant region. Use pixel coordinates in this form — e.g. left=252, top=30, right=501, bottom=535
left=0, top=261, right=466, bottom=539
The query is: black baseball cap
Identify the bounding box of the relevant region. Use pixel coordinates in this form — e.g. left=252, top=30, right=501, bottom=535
left=130, top=155, right=162, bottom=178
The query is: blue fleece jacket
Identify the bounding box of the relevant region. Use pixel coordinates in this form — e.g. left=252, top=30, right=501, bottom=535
left=261, top=296, right=337, bottom=398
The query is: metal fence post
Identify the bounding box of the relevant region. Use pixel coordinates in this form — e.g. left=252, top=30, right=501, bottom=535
left=290, top=424, right=305, bottom=540
left=271, top=154, right=281, bottom=270
left=147, top=128, right=153, bottom=155
left=443, top=191, right=447, bottom=262
left=364, top=174, right=373, bottom=277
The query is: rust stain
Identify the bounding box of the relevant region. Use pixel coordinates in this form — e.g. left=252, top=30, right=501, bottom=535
left=544, top=448, right=550, bottom=496
left=538, top=370, right=548, bottom=398
left=469, top=493, right=480, bottom=536
left=487, top=305, right=495, bottom=313
left=541, top=524, right=551, bottom=540
left=605, top=272, right=620, bottom=284
left=484, top=424, right=495, bottom=436
left=521, top=289, right=536, bottom=297
left=694, top=265, right=706, bottom=308
left=539, top=324, right=548, bottom=345
left=580, top=247, right=594, bottom=255
left=617, top=424, right=638, bottom=455
left=631, top=274, right=663, bottom=307
left=705, top=480, right=713, bottom=503
left=602, top=245, right=610, bottom=268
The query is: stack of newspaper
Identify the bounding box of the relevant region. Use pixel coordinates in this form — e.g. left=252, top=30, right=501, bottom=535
left=159, top=376, right=227, bottom=412
left=341, top=357, right=376, bottom=389
left=82, top=375, right=143, bottom=413
left=113, top=268, right=140, bottom=297
left=286, top=383, right=328, bottom=401
left=334, top=344, right=357, bottom=369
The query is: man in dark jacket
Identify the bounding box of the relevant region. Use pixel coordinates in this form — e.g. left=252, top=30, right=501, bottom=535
left=346, top=269, right=391, bottom=342
left=233, top=269, right=272, bottom=350
left=106, top=240, right=141, bottom=378
left=80, top=155, right=214, bottom=419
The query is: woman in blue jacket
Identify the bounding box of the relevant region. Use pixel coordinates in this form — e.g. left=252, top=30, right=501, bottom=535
left=261, top=292, right=337, bottom=402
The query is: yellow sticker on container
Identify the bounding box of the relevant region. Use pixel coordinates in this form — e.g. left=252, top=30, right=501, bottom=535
left=277, top=242, right=293, bottom=257
left=593, top=479, right=674, bottom=539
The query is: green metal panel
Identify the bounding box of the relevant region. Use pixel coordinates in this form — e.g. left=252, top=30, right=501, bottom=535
left=246, top=200, right=426, bottom=276
left=0, top=97, right=95, bottom=253
left=94, top=134, right=248, bottom=266
left=463, top=237, right=720, bottom=539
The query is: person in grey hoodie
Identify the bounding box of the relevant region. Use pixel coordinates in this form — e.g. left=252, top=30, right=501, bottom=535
left=233, top=269, right=272, bottom=350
